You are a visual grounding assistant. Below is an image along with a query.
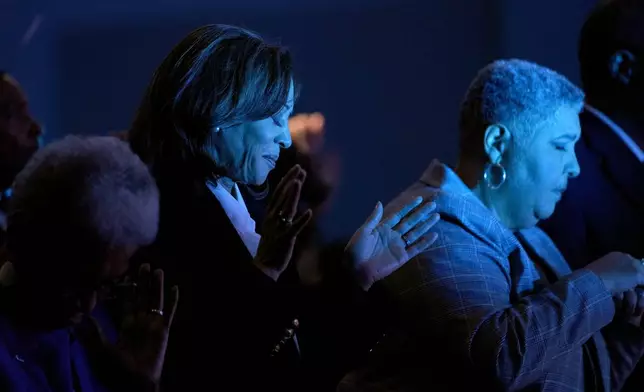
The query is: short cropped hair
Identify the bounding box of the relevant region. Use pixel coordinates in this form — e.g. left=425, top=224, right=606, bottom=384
left=128, top=24, right=295, bottom=182
left=7, top=136, right=159, bottom=274
left=578, top=0, right=644, bottom=96
left=458, top=59, right=584, bottom=157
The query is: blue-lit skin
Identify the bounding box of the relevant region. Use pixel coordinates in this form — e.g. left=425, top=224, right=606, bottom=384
left=467, top=107, right=582, bottom=231
left=207, top=82, right=294, bottom=190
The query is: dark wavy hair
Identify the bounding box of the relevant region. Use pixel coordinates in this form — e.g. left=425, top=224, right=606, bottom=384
left=128, top=24, right=294, bottom=184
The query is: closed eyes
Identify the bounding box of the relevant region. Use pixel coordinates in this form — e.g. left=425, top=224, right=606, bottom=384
left=272, top=110, right=291, bottom=127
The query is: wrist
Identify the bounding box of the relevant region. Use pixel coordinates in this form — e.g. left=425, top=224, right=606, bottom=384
left=349, top=263, right=371, bottom=292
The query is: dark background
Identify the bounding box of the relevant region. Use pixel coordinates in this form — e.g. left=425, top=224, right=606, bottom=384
left=0, top=0, right=597, bottom=239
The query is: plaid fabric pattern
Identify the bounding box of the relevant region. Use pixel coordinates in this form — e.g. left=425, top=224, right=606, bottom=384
left=365, top=160, right=644, bottom=391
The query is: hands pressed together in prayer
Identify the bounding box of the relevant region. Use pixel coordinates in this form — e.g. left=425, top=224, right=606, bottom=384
left=254, top=165, right=313, bottom=281
left=253, top=164, right=440, bottom=290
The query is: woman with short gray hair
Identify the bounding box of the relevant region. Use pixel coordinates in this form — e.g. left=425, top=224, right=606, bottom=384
left=0, top=135, right=178, bottom=392
left=341, top=59, right=644, bottom=391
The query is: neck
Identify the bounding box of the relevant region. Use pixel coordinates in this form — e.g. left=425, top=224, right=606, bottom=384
left=455, top=159, right=517, bottom=231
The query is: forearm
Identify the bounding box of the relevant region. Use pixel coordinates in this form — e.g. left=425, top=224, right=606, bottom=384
left=468, top=270, right=614, bottom=388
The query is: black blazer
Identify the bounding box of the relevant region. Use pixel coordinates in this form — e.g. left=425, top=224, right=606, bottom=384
left=540, top=109, right=644, bottom=270
left=136, top=176, right=302, bottom=391
left=242, top=147, right=390, bottom=391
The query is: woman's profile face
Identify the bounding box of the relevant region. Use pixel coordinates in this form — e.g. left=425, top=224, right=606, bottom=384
left=209, top=82, right=294, bottom=185
left=493, top=107, right=582, bottom=230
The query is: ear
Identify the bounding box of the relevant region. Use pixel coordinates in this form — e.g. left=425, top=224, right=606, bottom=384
left=483, top=124, right=511, bottom=164
left=609, top=49, right=637, bottom=85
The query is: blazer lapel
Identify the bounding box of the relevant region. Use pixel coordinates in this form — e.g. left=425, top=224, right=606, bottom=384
left=516, top=228, right=571, bottom=280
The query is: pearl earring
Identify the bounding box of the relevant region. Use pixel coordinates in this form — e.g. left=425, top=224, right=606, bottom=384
left=215, top=127, right=222, bottom=132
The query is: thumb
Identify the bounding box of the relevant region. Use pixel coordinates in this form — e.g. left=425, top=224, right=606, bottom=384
left=362, top=201, right=383, bottom=233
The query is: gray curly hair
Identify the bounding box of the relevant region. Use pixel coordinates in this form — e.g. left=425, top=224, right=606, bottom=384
left=7, top=135, right=159, bottom=272
left=458, top=59, right=585, bottom=157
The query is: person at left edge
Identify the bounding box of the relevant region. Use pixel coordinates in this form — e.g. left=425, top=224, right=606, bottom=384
left=0, top=136, right=178, bottom=392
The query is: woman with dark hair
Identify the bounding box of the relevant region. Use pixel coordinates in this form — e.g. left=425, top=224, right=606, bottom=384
left=129, top=24, right=440, bottom=391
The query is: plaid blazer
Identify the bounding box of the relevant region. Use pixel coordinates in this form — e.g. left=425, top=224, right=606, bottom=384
left=340, top=160, right=644, bottom=392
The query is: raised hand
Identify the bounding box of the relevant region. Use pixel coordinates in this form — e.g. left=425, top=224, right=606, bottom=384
left=346, top=196, right=440, bottom=291
left=254, top=164, right=313, bottom=281
left=87, top=264, right=179, bottom=390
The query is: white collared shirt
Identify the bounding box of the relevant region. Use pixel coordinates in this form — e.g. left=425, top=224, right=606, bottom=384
left=206, top=181, right=261, bottom=257
left=584, top=104, right=644, bottom=163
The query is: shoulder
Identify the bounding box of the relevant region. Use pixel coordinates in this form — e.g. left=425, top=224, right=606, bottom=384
left=157, top=181, right=231, bottom=240
left=0, top=345, right=19, bottom=390
left=384, top=218, right=511, bottom=297
left=0, top=313, right=23, bottom=376
left=422, top=218, right=511, bottom=271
